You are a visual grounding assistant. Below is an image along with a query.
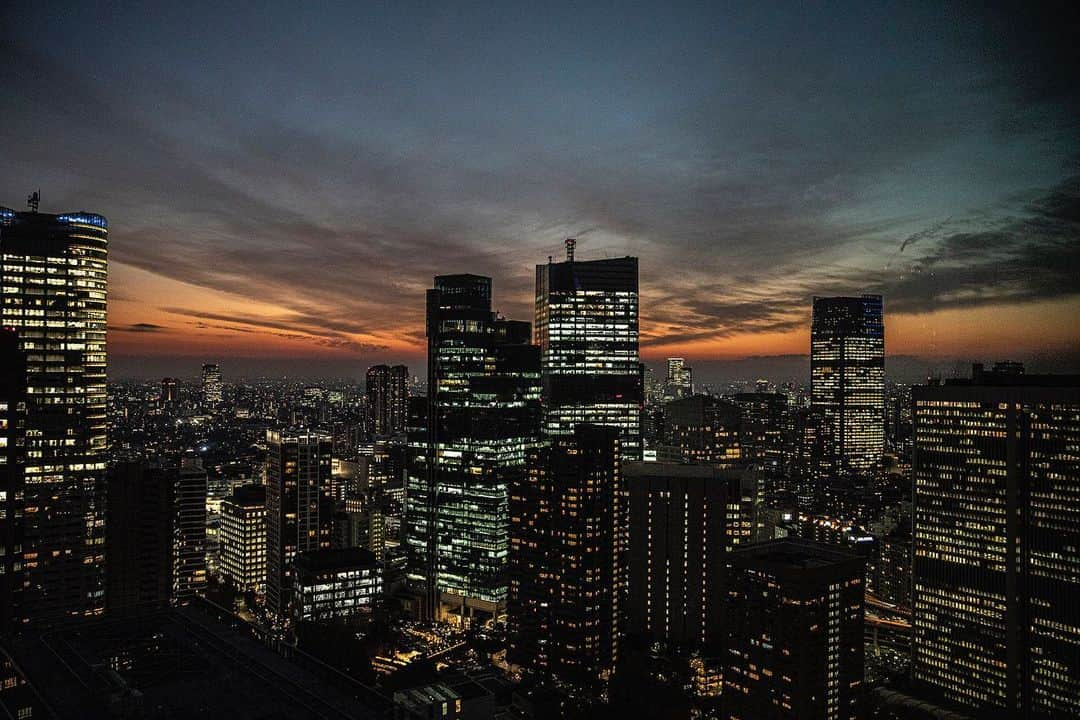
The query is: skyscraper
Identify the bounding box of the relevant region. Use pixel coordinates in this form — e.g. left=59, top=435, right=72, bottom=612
left=266, top=429, right=333, bottom=621
left=663, top=394, right=742, bottom=466
left=810, top=295, right=884, bottom=476
left=666, top=357, right=691, bottom=398
left=0, top=204, right=107, bottom=622
left=535, top=247, right=642, bottom=460
left=407, top=274, right=542, bottom=618
left=366, top=364, right=408, bottom=436
left=625, top=461, right=750, bottom=653
left=0, top=331, right=27, bottom=633
left=105, top=460, right=173, bottom=613
left=220, top=484, right=267, bottom=594
left=201, top=363, right=223, bottom=409
left=173, top=456, right=208, bottom=603
left=508, top=424, right=625, bottom=689
left=722, top=539, right=865, bottom=720
left=912, top=367, right=1080, bottom=718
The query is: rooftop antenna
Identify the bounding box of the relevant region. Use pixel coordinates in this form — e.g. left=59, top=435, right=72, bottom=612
left=565, top=237, right=576, bottom=262
left=27, top=190, right=40, bottom=213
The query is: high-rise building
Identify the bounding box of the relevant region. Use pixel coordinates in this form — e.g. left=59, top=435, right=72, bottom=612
left=666, top=357, right=691, bottom=398
left=508, top=424, right=625, bottom=689
left=663, top=394, right=742, bottom=467
left=201, top=363, right=223, bottom=409
left=220, top=484, right=267, bottom=594
left=733, top=391, right=788, bottom=469
left=105, top=460, right=173, bottom=613
left=810, top=295, right=884, bottom=475
left=366, top=364, right=409, bottom=437
left=0, top=204, right=108, bottom=622
left=173, top=456, right=208, bottom=603
left=266, top=429, right=333, bottom=621
left=625, top=461, right=750, bottom=653
left=535, top=249, right=642, bottom=460
left=407, top=274, right=542, bottom=618
left=0, top=331, right=27, bottom=633
left=291, top=547, right=382, bottom=625
left=912, top=367, right=1080, bottom=718
left=722, top=539, right=865, bottom=720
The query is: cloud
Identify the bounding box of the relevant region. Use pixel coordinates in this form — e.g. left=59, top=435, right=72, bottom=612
left=110, top=322, right=168, bottom=333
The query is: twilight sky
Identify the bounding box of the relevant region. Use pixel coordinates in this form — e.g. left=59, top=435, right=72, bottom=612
left=2, top=1, right=1078, bottom=380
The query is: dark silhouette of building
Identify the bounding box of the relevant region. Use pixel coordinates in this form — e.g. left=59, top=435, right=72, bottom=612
left=663, top=394, right=742, bottom=466
left=266, top=429, right=333, bottom=621
left=535, top=249, right=642, bottom=459
left=626, top=461, right=751, bottom=653
left=0, top=331, right=27, bottom=634
left=366, top=364, right=409, bottom=436
left=508, top=424, right=624, bottom=689
left=733, top=391, right=788, bottom=469
left=105, top=460, right=173, bottom=614
left=173, top=456, right=208, bottom=603
left=722, top=539, right=865, bottom=720
left=0, top=205, right=108, bottom=622
left=912, top=366, right=1080, bottom=718
left=160, top=377, right=179, bottom=406
left=810, top=295, right=884, bottom=476
left=406, top=274, right=542, bottom=620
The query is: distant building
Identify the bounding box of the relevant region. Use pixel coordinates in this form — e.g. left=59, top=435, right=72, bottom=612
left=173, top=457, right=208, bottom=603
left=291, top=547, right=381, bottom=625
left=810, top=295, right=884, bottom=475
left=266, top=429, right=333, bottom=621
left=508, top=424, right=625, bottom=689
left=666, top=357, right=692, bottom=398
left=912, top=367, right=1080, bottom=717
left=105, top=460, right=173, bottom=614
left=625, top=461, right=751, bottom=653
left=366, top=364, right=409, bottom=436
left=161, top=377, right=179, bottom=405
left=535, top=250, right=642, bottom=459
left=332, top=508, right=385, bottom=563
left=664, top=394, right=742, bottom=466
left=1, top=205, right=108, bottom=622
left=201, top=363, right=223, bottom=408
left=219, top=484, right=267, bottom=594
left=722, top=539, right=865, bottom=720
left=733, top=391, right=788, bottom=469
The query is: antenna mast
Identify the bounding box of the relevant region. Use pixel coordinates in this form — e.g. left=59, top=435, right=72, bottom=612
left=27, top=190, right=40, bottom=213
left=565, top=237, right=576, bottom=262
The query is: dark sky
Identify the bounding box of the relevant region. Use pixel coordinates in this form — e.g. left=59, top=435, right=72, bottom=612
left=2, top=1, right=1077, bottom=380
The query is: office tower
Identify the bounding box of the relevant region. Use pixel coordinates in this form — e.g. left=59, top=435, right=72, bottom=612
left=733, top=391, right=788, bottom=468
left=625, top=461, right=749, bottom=653
left=220, top=484, right=267, bottom=593
left=173, top=456, right=208, bottom=603
left=266, top=429, right=333, bottom=620
left=535, top=247, right=642, bottom=460
left=160, top=377, right=179, bottom=406
left=723, top=539, right=865, bottom=720
left=366, top=364, right=409, bottom=436
left=872, top=527, right=911, bottom=608
left=332, top=508, right=385, bottom=563
left=0, top=331, right=27, bottom=634
left=105, top=460, right=173, bottom=613
left=0, top=205, right=107, bottom=622
left=666, top=357, right=686, bottom=396
left=201, top=363, right=223, bottom=408
left=291, top=548, right=382, bottom=625
left=912, top=368, right=1080, bottom=718
left=408, top=274, right=542, bottom=619
left=810, top=295, right=885, bottom=475
left=663, top=394, right=742, bottom=466
left=508, top=424, right=625, bottom=689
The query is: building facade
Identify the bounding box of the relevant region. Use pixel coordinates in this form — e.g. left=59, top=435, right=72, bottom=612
left=723, top=539, right=865, bottom=720
left=663, top=394, right=742, bottom=467
left=0, top=331, right=28, bottom=633
left=266, top=429, right=333, bottom=621
left=810, top=295, right=884, bottom=476
left=535, top=251, right=642, bottom=460
left=173, top=457, right=208, bottom=603
left=291, top=547, right=382, bottom=625
left=0, top=205, right=108, bottom=622
left=201, top=363, right=223, bottom=409
left=366, top=364, right=408, bottom=437
left=508, top=424, right=625, bottom=689
left=220, top=484, right=267, bottom=594
left=912, top=369, right=1080, bottom=718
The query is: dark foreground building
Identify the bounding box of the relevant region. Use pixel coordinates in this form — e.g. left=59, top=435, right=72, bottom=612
left=912, top=367, right=1080, bottom=719
left=722, top=539, right=865, bottom=720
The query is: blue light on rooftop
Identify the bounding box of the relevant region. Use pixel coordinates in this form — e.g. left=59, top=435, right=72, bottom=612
left=57, top=212, right=108, bottom=229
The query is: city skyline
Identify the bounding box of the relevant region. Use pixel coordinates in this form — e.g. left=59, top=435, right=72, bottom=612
left=2, top=3, right=1077, bottom=379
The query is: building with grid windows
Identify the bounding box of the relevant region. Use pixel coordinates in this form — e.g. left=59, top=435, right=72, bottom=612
left=534, top=247, right=642, bottom=460
left=405, top=274, right=542, bottom=620
left=0, top=205, right=108, bottom=623
left=810, top=295, right=884, bottom=476
left=220, top=484, right=267, bottom=594
left=366, top=364, right=408, bottom=437
left=912, top=367, right=1080, bottom=718
left=201, top=363, right=223, bottom=408
left=291, top=547, right=381, bottom=625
